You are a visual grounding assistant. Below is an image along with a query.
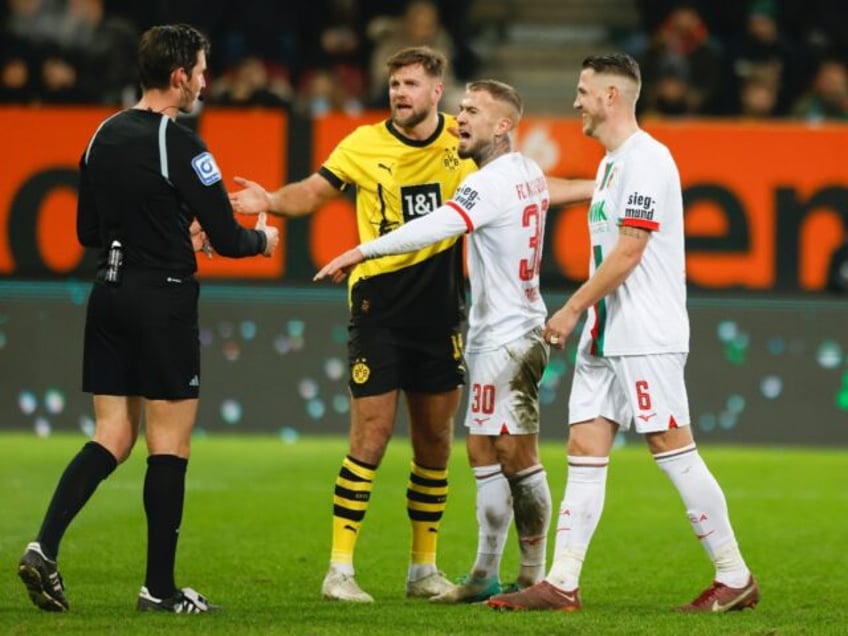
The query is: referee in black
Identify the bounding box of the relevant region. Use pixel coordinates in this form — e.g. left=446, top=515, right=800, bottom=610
left=17, top=24, right=278, bottom=614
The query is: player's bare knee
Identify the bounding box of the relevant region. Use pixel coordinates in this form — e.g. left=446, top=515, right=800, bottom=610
left=645, top=425, right=694, bottom=454
left=496, top=435, right=539, bottom=476
left=349, top=426, right=392, bottom=466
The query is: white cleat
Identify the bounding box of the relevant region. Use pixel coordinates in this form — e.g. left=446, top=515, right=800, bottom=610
left=406, top=571, right=456, bottom=598
left=321, top=567, right=374, bottom=603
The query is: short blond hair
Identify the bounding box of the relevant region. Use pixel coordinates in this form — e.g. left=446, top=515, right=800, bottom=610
left=385, top=46, right=447, bottom=79
left=466, top=79, right=523, bottom=120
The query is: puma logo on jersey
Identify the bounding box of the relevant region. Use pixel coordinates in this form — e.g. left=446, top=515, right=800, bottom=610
left=377, top=162, right=393, bottom=175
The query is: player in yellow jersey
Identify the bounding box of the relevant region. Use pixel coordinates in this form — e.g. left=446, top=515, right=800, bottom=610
left=231, top=47, right=472, bottom=603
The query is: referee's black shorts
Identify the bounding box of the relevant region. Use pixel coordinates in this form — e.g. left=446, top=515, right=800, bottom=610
left=347, top=324, right=466, bottom=398
left=82, top=270, right=200, bottom=400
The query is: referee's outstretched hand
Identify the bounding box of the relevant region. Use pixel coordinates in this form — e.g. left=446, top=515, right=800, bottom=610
left=255, top=212, right=279, bottom=257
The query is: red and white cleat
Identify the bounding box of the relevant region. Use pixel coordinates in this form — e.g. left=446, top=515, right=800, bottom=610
left=678, top=575, right=760, bottom=613
left=487, top=580, right=582, bottom=612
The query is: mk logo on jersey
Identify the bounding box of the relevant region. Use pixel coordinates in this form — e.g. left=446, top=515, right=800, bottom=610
left=588, top=200, right=607, bottom=224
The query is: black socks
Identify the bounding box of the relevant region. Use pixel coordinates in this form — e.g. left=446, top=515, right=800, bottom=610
left=143, top=454, right=188, bottom=599
left=37, top=441, right=118, bottom=560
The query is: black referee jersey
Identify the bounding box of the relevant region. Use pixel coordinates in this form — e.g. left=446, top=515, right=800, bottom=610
left=77, top=108, right=266, bottom=272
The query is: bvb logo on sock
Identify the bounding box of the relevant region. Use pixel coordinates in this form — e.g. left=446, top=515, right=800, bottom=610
left=351, top=358, right=370, bottom=384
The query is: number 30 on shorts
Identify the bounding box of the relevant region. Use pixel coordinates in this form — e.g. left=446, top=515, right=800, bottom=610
left=471, top=383, right=495, bottom=414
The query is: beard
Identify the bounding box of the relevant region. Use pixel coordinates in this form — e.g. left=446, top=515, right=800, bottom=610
left=392, top=104, right=429, bottom=130
left=581, top=113, right=599, bottom=138
left=457, top=142, right=473, bottom=160
left=458, top=138, right=493, bottom=167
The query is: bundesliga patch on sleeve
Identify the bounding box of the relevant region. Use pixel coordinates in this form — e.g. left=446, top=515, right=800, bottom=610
left=191, top=152, right=222, bottom=186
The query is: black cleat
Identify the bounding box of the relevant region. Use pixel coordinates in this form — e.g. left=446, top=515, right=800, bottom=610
left=137, top=586, right=219, bottom=613
left=18, top=542, right=69, bottom=612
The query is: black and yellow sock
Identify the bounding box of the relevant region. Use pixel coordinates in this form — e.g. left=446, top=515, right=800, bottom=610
left=330, top=455, right=376, bottom=565
left=407, top=462, right=448, bottom=566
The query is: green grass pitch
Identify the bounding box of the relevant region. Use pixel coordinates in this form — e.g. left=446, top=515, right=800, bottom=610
left=1, top=433, right=846, bottom=635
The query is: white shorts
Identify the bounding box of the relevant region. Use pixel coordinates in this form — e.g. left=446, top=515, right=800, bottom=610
left=568, top=346, right=690, bottom=433
left=464, top=327, right=549, bottom=436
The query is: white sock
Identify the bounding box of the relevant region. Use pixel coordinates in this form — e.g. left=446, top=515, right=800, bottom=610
left=407, top=562, right=437, bottom=581
left=508, top=464, right=551, bottom=585
left=654, top=444, right=750, bottom=588
left=546, top=456, right=609, bottom=591
left=330, top=562, right=355, bottom=576
left=470, top=464, right=512, bottom=579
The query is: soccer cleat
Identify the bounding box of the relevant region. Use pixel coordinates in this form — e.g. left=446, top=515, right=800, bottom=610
left=487, top=580, right=582, bottom=612
left=137, top=586, right=219, bottom=613
left=500, top=580, right=531, bottom=594
left=18, top=542, right=69, bottom=612
left=430, top=574, right=501, bottom=603
left=677, top=576, right=760, bottom=613
left=321, top=567, right=374, bottom=603
left=406, top=570, right=456, bottom=598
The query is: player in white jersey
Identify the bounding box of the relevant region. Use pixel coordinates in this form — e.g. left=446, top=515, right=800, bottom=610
left=488, top=54, right=759, bottom=614
left=579, top=130, right=688, bottom=358
left=315, top=79, right=593, bottom=603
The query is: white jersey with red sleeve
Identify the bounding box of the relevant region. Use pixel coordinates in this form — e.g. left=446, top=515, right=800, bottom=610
left=579, top=130, right=689, bottom=356
left=449, top=152, right=549, bottom=352
left=359, top=152, right=549, bottom=353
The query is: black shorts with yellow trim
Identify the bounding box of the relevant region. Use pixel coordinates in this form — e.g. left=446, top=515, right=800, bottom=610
left=347, top=325, right=466, bottom=397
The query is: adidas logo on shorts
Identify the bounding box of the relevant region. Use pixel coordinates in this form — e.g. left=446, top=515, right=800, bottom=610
left=189, top=375, right=199, bottom=387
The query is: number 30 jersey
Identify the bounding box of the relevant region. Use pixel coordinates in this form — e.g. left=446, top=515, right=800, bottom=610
left=320, top=113, right=476, bottom=327
left=360, top=152, right=549, bottom=353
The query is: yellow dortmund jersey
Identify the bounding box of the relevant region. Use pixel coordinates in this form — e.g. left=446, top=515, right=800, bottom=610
left=319, top=113, right=477, bottom=327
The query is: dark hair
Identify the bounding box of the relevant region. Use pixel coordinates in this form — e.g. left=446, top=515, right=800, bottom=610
left=138, top=24, right=210, bottom=90
left=467, top=79, right=523, bottom=118
left=582, top=53, right=641, bottom=85
left=385, top=46, right=446, bottom=79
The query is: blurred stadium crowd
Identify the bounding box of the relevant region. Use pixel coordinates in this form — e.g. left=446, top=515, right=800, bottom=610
left=1, top=0, right=845, bottom=121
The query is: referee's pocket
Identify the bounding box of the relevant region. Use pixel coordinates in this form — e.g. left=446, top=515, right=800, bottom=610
left=166, top=278, right=199, bottom=327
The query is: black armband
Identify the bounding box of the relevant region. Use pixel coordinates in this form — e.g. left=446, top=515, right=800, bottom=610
left=256, top=229, right=267, bottom=255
